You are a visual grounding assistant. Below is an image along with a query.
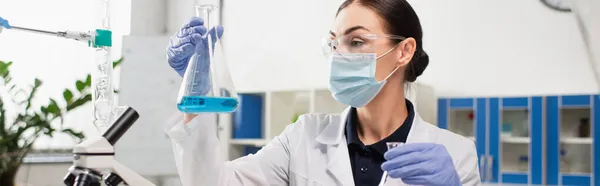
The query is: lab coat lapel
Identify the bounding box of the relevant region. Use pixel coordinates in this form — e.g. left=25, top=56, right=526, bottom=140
left=316, top=107, right=350, bottom=145
left=316, top=107, right=355, bottom=186
left=406, top=112, right=434, bottom=143
left=326, top=142, right=354, bottom=186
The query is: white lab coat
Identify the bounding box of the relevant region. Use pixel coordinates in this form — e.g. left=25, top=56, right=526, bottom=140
left=165, top=107, right=482, bottom=186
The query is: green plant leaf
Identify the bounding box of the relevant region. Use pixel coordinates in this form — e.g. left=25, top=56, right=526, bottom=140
left=0, top=61, right=12, bottom=78
left=0, top=98, right=6, bottom=137
left=292, top=113, right=300, bottom=123
left=30, top=114, right=53, bottom=134
left=61, top=128, right=85, bottom=142
left=13, top=117, right=47, bottom=143
left=24, top=78, right=42, bottom=110
left=10, top=115, right=26, bottom=130
left=34, top=78, right=41, bottom=87
left=63, top=89, right=74, bottom=103
left=75, top=80, right=86, bottom=92
left=66, top=94, right=92, bottom=111
left=40, top=106, right=48, bottom=117
left=113, top=57, right=124, bottom=68
left=85, top=74, right=92, bottom=86
left=46, top=99, right=61, bottom=118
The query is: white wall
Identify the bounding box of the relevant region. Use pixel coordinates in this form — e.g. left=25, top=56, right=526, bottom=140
left=116, top=35, right=181, bottom=177
left=130, top=0, right=166, bottom=36
left=220, top=0, right=342, bottom=92
left=410, top=0, right=596, bottom=97
left=219, top=0, right=596, bottom=96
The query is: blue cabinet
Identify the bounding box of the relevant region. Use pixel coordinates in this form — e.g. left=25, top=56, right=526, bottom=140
left=438, top=96, right=596, bottom=185
left=546, top=95, right=599, bottom=186
left=438, top=98, right=487, bottom=179
left=232, top=94, right=264, bottom=139
left=487, top=97, right=544, bottom=185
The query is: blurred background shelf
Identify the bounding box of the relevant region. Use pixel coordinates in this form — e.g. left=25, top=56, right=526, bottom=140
left=561, top=137, right=593, bottom=145
left=502, top=137, right=531, bottom=144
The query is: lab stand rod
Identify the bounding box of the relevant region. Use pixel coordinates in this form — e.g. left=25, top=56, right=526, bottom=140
left=11, top=26, right=59, bottom=36
left=9, top=26, right=95, bottom=42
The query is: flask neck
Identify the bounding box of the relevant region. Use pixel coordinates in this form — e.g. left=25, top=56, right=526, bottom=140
left=196, top=5, right=218, bottom=29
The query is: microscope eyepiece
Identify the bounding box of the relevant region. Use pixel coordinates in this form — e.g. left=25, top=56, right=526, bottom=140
left=102, top=107, right=139, bottom=145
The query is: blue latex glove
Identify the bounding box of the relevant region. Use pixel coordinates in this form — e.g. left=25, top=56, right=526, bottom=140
left=381, top=143, right=461, bottom=186
left=167, top=17, right=224, bottom=77
left=0, top=16, right=12, bottom=29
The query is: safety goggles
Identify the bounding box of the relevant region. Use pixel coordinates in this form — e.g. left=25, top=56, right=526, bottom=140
left=321, top=33, right=407, bottom=58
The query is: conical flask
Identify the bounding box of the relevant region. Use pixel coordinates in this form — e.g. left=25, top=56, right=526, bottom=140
left=177, top=4, right=239, bottom=113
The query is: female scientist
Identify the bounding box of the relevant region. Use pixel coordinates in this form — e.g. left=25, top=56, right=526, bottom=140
left=165, top=0, right=481, bottom=185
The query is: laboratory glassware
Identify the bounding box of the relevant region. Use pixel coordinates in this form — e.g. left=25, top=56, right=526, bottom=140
left=577, top=118, right=590, bottom=137
left=177, top=4, right=239, bottom=113
left=378, top=142, right=405, bottom=186
left=386, top=142, right=404, bottom=150
left=93, top=0, right=127, bottom=132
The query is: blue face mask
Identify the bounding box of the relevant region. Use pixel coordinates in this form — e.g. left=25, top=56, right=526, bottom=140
left=328, top=53, right=399, bottom=107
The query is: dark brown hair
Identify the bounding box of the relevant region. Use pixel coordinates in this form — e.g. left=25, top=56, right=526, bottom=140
left=337, top=0, right=429, bottom=82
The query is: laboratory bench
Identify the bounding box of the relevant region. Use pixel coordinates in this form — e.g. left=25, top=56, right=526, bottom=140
left=438, top=95, right=600, bottom=186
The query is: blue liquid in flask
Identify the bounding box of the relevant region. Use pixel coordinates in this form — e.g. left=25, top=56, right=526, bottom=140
left=178, top=96, right=239, bottom=113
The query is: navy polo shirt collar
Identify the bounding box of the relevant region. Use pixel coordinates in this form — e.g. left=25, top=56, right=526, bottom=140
left=345, top=99, right=415, bottom=156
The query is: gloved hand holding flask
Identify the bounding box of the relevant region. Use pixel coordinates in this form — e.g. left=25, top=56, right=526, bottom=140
left=167, top=17, right=224, bottom=77
left=168, top=5, right=238, bottom=113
